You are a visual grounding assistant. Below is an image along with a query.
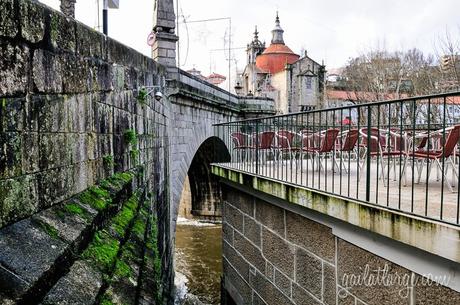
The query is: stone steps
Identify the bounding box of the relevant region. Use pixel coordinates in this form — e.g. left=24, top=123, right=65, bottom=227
left=0, top=172, right=135, bottom=304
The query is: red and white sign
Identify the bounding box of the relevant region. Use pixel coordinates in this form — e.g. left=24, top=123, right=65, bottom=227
left=147, top=32, right=156, bottom=46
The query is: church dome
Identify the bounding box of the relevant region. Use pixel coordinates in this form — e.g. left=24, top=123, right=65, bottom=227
left=255, top=13, right=300, bottom=74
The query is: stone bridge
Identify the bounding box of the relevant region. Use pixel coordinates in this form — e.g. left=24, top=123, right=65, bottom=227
left=0, top=0, right=273, bottom=304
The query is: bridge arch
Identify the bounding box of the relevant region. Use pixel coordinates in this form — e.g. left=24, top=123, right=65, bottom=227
left=177, top=136, right=230, bottom=221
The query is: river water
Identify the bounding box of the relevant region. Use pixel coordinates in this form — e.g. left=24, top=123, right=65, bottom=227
left=174, top=218, right=222, bottom=305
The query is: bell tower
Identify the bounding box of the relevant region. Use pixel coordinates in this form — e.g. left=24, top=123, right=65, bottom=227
left=152, top=0, right=179, bottom=77
left=246, top=26, right=265, bottom=65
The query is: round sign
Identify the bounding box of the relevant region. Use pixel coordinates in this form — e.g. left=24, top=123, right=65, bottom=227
left=147, top=32, right=156, bottom=46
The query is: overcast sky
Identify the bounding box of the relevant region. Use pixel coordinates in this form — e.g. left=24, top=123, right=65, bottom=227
left=40, top=0, right=460, bottom=77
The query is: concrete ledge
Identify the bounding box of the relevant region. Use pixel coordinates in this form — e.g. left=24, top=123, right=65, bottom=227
left=212, top=165, right=460, bottom=264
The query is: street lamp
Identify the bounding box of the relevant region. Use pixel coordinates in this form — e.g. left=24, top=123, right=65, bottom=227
left=102, top=0, right=119, bottom=35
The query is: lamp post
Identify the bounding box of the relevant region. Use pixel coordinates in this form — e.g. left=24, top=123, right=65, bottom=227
left=102, top=0, right=119, bottom=35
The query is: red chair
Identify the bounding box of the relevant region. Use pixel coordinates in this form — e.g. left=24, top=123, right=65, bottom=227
left=254, top=131, right=275, bottom=163
left=358, top=128, right=389, bottom=183
left=411, top=125, right=460, bottom=192
left=275, top=130, right=297, bottom=160
left=231, top=132, right=252, bottom=161
left=231, top=132, right=252, bottom=150
left=335, top=129, right=359, bottom=172
left=302, top=128, right=340, bottom=171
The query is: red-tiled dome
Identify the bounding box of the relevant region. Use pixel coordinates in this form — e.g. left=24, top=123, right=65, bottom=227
left=256, top=43, right=300, bottom=74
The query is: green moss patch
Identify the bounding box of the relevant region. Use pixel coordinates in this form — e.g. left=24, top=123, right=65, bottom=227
left=64, top=202, right=85, bottom=216
left=79, top=186, right=111, bottom=211
left=83, top=231, right=120, bottom=272
left=124, top=129, right=137, bottom=146
left=113, top=259, right=132, bottom=279
left=37, top=221, right=59, bottom=240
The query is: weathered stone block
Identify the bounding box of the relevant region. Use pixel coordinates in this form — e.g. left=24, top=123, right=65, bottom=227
left=41, top=260, right=102, bottom=305
left=223, top=258, right=252, bottom=305
left=337, top=239, right=411, bottom=305
left=25, top=96, right=41, bottom=131
left=253, top=293, right=268, bottom=305
left=234, top=231, right=265, bottom=274
left=223, top=222, right=234, bottom=244
left=0, top=175, right=39, bottom=228
left=249, top=270, right=292, bottom=305
left=37, top=166, right=74, bottom=209
left=76, top=22, right=105, bottom=58
left=224, top=202, right=244, bottom=232
left=20, top=0, right=45, bottom=43
left=223, top=186, right=255, bottom=216
left=292, top=283, right=322, bottom=305
left=244, top=215, right=261, bottom=247
left=94, top=101, right=114, bottom=134
left=265, top=261, right=274, bottom=281
left=67, top=94, right=88, bottom=133
left=39, top=133, right=69, bottom=170
left=49, top=11, right=76, bottom=52
left=0, top=132, right=22, bottom=179
left=38, top=95, right=68, bottom=132
left=324, top=263, right=336, bottom=305
left=32, top=49, right=63, bottom=93
left=0, top=42, right=29, bottom=95
left=0, top=218, right=67, bottom=298
left=286, top=210, right=335, bottom=263
left=256, top=199, right=285, bottom=237
left=0, top=0, right=17, bottom=37
left=33, top=200, right=93, bottom=244
left=295, top=247, right=322, bottom=299
left=274, top=269, right=292, bottom=298
left=414, top=274, right=460, bottom=305
left=22, top=132, right=40, bottom=174
left=61, top=54, right=89, bottom=93
left=261, top=228, right=295, bottom=279
left=223, top=241, right=250, bottom=282
left=1, top=97, right=24, bottom=132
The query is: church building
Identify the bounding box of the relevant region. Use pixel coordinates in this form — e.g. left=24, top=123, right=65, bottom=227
left=239, top=13, right=326, bottom=114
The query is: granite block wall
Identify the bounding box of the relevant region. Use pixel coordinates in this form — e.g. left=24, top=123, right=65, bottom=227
left=0, top=0, right=171, bottom=303
left=221, top=185, right=460, bottom=305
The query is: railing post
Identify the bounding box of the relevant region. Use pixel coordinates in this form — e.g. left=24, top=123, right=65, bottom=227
left=366, top=105, right=372, bottom=202
left=255, top=120, right=259, bottom=175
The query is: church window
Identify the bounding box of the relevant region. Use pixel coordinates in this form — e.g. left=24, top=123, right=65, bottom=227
left=305, top=77, right=312, bottom=89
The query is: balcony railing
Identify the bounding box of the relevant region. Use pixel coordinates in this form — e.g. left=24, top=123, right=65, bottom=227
left=214, top=91, right=460, bottom=226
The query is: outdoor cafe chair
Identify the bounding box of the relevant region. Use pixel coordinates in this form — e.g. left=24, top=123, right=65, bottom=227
left=358, top=128, right=388, bottom=184
left=334, top=129, right=359, bottom=173
left=274, top=130, right=297, bottom=161
left=301, top=128, right=340, bottom=172
left=231, top=132, right=252, bottom=161
left=405, top=125, right=460, bottom=192
left=253, top=131, right=276, bottom=163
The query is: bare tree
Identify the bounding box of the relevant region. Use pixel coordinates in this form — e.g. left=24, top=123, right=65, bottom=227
left=343, top=47, right=442, bottom=101
left=435, top=29, right=460, bottom=92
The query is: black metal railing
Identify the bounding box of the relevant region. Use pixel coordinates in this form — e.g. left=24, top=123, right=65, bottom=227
left=214, top=91, right=460, bottom=226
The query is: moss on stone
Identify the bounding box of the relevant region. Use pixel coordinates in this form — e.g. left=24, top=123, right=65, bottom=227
left=131, top=219, right=146, bottom=239
left=124, top=129, right=137, bottom=146
left=79, top=186, right=111, bottom=211
left=137, top=87, right=148, bottom=105
left=83, top=231, right=120, bottom=272
left=103, top=154, right=114, bottom=167
left=100, top=295, right=115, bottom=305
left=64, top=202, right=85, bottom=216
left=37, top=221, right=59, bottom=240
left=111, top=206, right=135, bottom=236
left=113, top=258, right=132, bottom=279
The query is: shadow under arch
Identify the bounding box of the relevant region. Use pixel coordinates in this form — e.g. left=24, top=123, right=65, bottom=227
left=180, top=136, right=230, bottom=220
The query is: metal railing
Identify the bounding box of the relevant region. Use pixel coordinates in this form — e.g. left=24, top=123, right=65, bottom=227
left=214, top=91, right=460, bottom=226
